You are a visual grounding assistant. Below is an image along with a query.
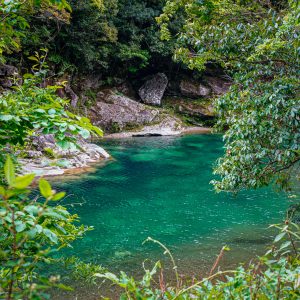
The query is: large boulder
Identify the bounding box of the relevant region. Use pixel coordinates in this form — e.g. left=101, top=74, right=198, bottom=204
left=179, top=79, right=211, bottom=98
left=138, top=73, right=168, bottom=106
left=88, top=89, right=160, bottom=132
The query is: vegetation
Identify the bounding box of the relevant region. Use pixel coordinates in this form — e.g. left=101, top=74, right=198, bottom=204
left=0, top=0, right=299, bottom=299
left=157, top=0, right=300, bottom=192
left=99, top=230, right=300, bottom=299
left=0, top=156, right=92, bottom=299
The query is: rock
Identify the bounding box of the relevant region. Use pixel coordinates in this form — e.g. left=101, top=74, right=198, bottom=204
left=0, top=64, right=18, bottom=77
left=65, top=84, right=79, bottom=108
left=26, top=151, right=43, bottom=158
left=179, top=80, right=211, bottom=98
left=32, top=134, right=56, bottom=151
left=88, top=89, right=160, bottom=132
left=203, top=76, right=231, bottom=95
left=132, top=115, right=183, bottom=137
left=116, top=81, right=136, bottom=98
left=138, top=73, right=168, bottom=106
left=0, top=64, right=19, bottom=88
left=20, top=133, right=111, bottom=176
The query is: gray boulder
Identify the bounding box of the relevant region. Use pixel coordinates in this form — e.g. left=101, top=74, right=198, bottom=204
left=180, top=80, right=211, bottom=98
left=88, top=89, right=160, bottom=132
left=138, top=73, right=168, bottom=106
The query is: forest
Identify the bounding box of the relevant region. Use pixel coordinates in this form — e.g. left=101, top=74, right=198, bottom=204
left=0, top=0, right=299, bottom=299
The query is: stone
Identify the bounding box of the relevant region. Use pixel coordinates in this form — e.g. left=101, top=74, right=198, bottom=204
left=26, top=151, right=43, bottom=159
left=132, top=115, right=183, bottom=137
left=203, top=76, right=231, bottom=95
left=65, top=84, right=79, bottom=108
left=116, top=81, right=136, bottom=98
left=20, top=133, right=111, bottom=176
left=88, top=89, right=160, bottom=132
left=138, top=73, right=168, bottom=106
left=0, top=64, right=19, bottom=88
left=179, top=80, right=211, bottom=98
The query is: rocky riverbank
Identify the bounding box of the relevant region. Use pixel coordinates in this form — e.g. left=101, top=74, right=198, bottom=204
left=19, top=134, right=110, bottom=177
left=2, top=66, right=229, bottom=177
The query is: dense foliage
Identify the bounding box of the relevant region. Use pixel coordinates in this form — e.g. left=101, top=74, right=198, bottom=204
left=158, top=0, right=300, bottom=192
left=2, top=0, right=178, bottom=78
left=0, top=157, right=92, bottom=299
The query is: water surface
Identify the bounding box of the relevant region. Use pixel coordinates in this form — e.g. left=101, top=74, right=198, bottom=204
left=55, top=134, right=293, bottom=277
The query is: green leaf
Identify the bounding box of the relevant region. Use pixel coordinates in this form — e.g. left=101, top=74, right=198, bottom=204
left=12, top=174, right=35, bottom=189
left=4, top=156, right=15, bottom=186
left=43, top=228, right=58, bottom=243
left=51, top=192, right=66, bottom=201
left=0, top=115, right=14, bottom=121
left=0, top=186, right=5, bottom=196
left=48, top=108, right=56, bottom=115
left=15, top=222, right=26, bottom=233
left=39, top=179, right=53, bottom=198
left=79, top=129, right=90, bottom=139
left=274, top=232, right=286, bottom=242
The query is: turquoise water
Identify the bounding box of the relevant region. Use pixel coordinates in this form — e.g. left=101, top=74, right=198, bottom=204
left=55, top=134, right=293, bottom=276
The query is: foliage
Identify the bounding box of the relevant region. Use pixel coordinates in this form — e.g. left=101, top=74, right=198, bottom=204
left=97, top=222, right=300, bottom=299
left=157, top=0, right=300, bottom=192
left=0, top=0, right=71, bottom=63
left=61, top=256, right=107, bottom=285
left=6, top=0, right=179, bottom=78
left=0, top=50, right=102, bottom=176
left=0, top=156, right=93, bottom=299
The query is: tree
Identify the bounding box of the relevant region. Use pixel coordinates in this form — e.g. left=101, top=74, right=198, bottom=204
left=158, top=0, right=300, bottom=192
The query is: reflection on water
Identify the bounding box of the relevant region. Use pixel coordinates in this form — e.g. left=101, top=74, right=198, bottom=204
left=50, top=134, right=296, bottom=298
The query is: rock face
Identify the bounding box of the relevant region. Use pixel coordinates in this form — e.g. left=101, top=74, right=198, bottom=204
left=204, top=76, right=231, bottom=95
left=88, top=88, right=184, bottom=136
left=88, top=89, right=160, bottom=132
left=180, top=80, right=211, bottom=98
left=164, top=97, right=215, bottom=126
left=20, top=134, right=110, bottom=176
left=138, top=73, right=168, bottom=106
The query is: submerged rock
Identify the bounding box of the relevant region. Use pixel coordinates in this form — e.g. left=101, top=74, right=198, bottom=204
left=138, top=73, right=168, bottom=106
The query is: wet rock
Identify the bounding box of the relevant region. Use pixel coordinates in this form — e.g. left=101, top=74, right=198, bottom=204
left=138, top=73, right=168, bottom=106
left=180, top=80, right=211, bottom=98
left=32, top=134, right=56, bottom=151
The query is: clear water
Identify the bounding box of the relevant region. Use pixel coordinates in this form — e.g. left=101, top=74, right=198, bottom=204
left=54, top=134, right=294, bottom=276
